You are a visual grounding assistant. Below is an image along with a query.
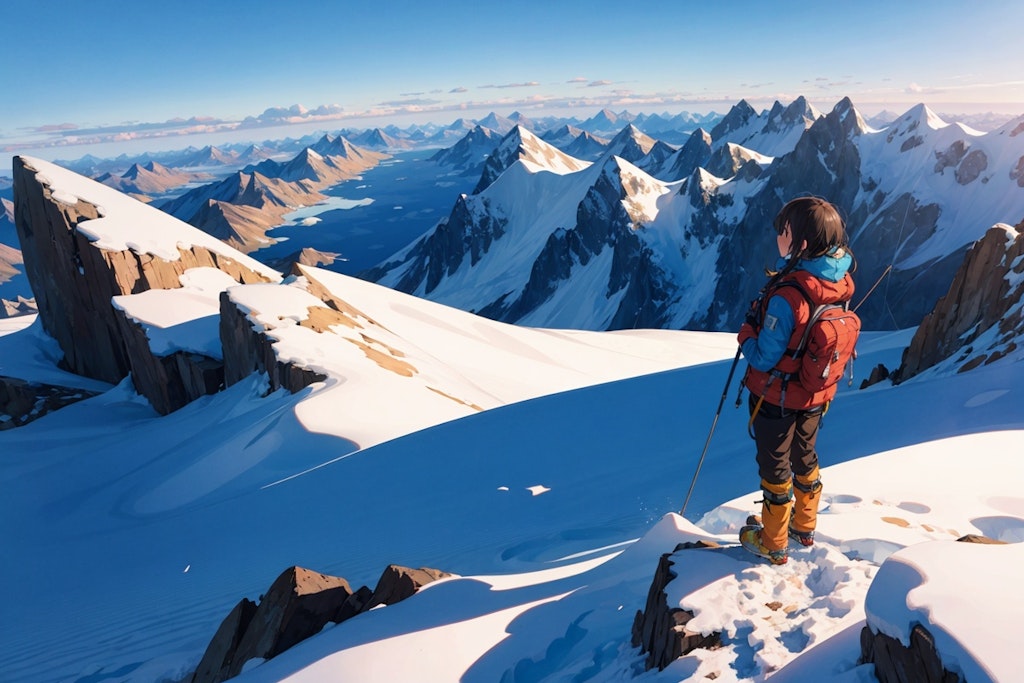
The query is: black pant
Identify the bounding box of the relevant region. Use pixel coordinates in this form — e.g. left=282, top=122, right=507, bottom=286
left=748, top=394, right=822, bottom=486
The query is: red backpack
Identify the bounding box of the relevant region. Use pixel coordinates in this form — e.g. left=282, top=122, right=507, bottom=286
left=777, top=281, right=861, bottom=393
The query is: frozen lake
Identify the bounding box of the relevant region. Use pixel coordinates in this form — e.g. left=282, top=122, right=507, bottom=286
left=252, top=148, right=478, bottom=276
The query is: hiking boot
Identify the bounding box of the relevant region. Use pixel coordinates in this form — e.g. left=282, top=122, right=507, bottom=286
left=788, top=526, right=815, bottom=547
left=739, top=525, right=788, bottom=565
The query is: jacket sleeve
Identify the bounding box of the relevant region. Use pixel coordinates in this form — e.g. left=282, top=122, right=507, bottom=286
left=739, top=294, right=795, bottom=372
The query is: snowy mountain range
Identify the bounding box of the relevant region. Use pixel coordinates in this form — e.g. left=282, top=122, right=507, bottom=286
left=1, top=145, right=1023, bottom=683
left=368, top=98, right=1024, bottom=333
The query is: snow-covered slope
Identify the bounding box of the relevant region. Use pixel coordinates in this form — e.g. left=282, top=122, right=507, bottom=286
left=2, top=313, right=1022, bottom=682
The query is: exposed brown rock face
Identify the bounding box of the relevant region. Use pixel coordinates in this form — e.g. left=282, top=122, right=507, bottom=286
left=12, top=156, right=277, bottom=413
left=267, top=247, right=341, bottom=273
left=631, top=542, right=723, bottom=671
left=114, top=309, right=224, bottom=414
left=191, top=563, right=451, bottom=683
left=897, top=224, right=1024, bottom=381
left=364, top=565, right=452, bottom=612
left=228, top=567, right=355, bottom=676
left=218, top=291, right=327, bottom=393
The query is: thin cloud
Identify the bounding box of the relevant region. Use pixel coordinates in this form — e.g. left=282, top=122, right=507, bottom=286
left=478, top=82, right=540, bottom=89
left=566, top=77, right=588, bottom=84
left=251, top=104, right=346, bottom=124
left=449, top=87, right=468, bottom=94
left=906, top=82, right=941, bottom=95
left=586, top=80, right=613, bottom=87
left=378, top=98, right=442, bottom=107
left=34, top=123, right=78, bottom=133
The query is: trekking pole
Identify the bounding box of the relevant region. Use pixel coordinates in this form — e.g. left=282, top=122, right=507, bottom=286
left=853, top=264, right=892, bottom=313
left=680, top=346, right=743, bottom=517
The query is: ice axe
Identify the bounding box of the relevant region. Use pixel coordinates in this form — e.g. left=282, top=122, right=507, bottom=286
left=679, top=346, right=742, bottom=517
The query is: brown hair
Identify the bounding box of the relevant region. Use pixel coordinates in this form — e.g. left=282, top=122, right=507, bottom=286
left=773, top=196, right=850, bottom=259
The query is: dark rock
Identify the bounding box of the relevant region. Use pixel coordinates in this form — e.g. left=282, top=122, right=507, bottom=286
left=632, top=546, right=722, bottom=671
left=190, top=599, right=257, bottom=683
left=0, top=375, right=102, bottom=430
left=955, top=149, right=988, bottom=185
left=219, top=291, right=327, bottom=393
left=652, top=127, right=712, bottom=181
left=113, top=308, right=223, bottom=415
left=227, top=567, right=355, bottom=678
left=859, top=363, right=891, bottom=389
left=860, top=623, right=962, bottom=683
left=363, top=565, right=452, bottom=612
left=191, top=563, right=451, bottom=682
left=896, top=225, right=1024, bottom=381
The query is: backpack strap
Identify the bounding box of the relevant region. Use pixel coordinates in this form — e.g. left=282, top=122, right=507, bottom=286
left=772, top=279, right=851, bottom=359
left=769, top=280, right=814, bottom=358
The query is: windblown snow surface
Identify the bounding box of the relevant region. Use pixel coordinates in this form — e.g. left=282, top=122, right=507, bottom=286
left=1, top=287, right=1022, bottom=682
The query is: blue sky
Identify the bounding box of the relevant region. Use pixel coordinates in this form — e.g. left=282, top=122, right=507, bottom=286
left=3, top=0, right=1024, bottom=160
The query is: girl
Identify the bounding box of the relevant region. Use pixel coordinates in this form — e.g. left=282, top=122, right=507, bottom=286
left=736, top=196, right=856, bottom=565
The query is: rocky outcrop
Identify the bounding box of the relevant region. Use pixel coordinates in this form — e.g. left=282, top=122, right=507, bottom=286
left=190, top=598, right=258, bottom=683
left=896, top=224, right=1024, bottom=381
left=114, top=309, right=224, bottom=415
left=363, top=564, right=452, bottom=612
left=219, top=291, right=328, bottom=393
left=860, top=624, right=961, bottom=683
left=12, top=156, right=276, bottom=387
left=859, top=535, right=1002, bottom=682
left=859, top=362, right=891, bottom=389
left=191, top=564, right=451, bottom=683
left=266, top=247, right=341, bottom=273
left=0, top=376, right=101, bottom=430
left=631, top=541, right=723, bottom=671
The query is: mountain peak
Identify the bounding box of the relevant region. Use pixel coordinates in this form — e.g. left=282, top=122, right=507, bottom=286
left=901, top=103, right=949, bottom=130
left=472, top=125, right=588, bottom=193
left=710, top=99, right=758, bottom=141
left=603, top=124, right=657, bottom=162
left=829, top=97, right=871, bottom=136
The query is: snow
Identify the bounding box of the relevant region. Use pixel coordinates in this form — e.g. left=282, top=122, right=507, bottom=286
left=112, top=267, right=238, bottom=358
left=866, top=538, right=1023, bottom=682
left=2, top=264, right=1023, bottom=683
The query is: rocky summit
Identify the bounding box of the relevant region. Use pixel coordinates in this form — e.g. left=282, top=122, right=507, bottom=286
left=896, top=222, right=1024, bottom=381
